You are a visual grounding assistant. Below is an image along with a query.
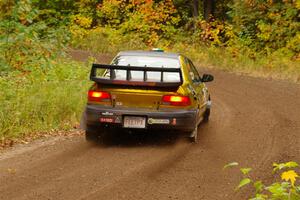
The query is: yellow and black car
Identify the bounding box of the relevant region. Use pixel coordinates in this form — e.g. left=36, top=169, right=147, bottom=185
left=81, top=50, right=213, bottom=142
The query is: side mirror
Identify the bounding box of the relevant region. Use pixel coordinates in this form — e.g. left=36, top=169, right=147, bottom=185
left=201, top=74, right=214, bottom=82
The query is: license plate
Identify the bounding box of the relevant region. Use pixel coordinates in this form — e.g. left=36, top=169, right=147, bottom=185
left=123, top=116, right=146, bottom=129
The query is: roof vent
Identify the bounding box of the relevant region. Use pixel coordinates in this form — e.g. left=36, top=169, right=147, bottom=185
left=151, top=48, right=164, bottom=52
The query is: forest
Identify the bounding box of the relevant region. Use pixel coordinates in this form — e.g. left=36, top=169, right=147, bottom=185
left=0, top=0, right=299, bottom=141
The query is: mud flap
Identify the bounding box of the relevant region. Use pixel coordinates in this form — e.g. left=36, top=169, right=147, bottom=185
left=206, top=100, right=212, bottom=109
left=189, top=126, right=198, bottom=143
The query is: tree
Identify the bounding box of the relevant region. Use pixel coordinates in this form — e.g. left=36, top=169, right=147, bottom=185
left=203, top=0, right=215, bottom=21
left=192, top=0, right=199, bottom=18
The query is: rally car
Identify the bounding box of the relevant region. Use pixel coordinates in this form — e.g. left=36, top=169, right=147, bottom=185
left=81, top=50, right=213, bottom=142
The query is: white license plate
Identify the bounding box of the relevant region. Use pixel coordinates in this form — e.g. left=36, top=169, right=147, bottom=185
left=123, top=116, right=146, bottom=128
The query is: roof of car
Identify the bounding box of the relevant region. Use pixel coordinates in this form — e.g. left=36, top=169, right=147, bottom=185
left=118, top=50, right=181, bottom=59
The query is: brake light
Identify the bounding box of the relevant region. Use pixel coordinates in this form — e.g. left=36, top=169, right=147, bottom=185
left=88, top=90, right=111, bottom=102
left=162, top=95, right=191, bottom=106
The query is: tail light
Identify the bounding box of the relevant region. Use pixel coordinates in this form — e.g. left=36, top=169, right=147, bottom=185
left=88, top=90, right=111, bottom=102
left=162, top=95, right=191, bottom=106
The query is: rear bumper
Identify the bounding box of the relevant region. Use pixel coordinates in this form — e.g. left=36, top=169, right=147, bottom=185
left=84, top=105, right=197, bottom=132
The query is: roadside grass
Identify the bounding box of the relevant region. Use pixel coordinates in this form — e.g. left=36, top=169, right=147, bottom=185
left=0, top=60, right=90, bottom=142
left=173, top=44, right=300, bottom=82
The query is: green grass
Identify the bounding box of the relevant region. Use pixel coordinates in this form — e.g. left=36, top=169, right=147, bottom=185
left=0, top=59, right=90, bottom=140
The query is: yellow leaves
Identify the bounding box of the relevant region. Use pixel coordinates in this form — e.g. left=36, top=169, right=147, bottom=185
left=281, top=170, right=299, bottom=187
left=69, top=14, right=94, bottom=40
left=73, top=15, right=92, bottom=29
left=97, top=0, right=179, bottom=45
left=295, top=0, right=300, bottom=10
left=225, top=161, right=300, bottom=199
left=196, top=20, right=234, bottom=47
left=99, top=0, right=125, bottom=22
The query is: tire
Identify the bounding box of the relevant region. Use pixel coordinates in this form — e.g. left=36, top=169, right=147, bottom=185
left=189, top=126, right=198, bottom=143
left=85, top=130, right=99, bottom=142
left=203, top=108, right=210, bottom=123
left=203, top=96, right=211, bottom=123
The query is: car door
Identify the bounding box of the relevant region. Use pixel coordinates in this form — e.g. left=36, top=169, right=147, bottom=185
left=186, top=58, right=207, bottom=117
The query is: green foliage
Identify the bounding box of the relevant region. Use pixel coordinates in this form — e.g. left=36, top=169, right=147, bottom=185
left=91, top=0, right=181, bottom=45
left=237, top=178, right=251, bottom=190
left=228, top=0, right=300, bottom=57
left=0, top=0, right=86, bottom=140
left=70, top=26, right=147, bottom=53
left=274, top=162, right=299, bottom=172
left=225, top=161, right=300, bottom=200
left=241, top=168, right=252, bottom=175
left=67, top=0, right=299, bottom=80
left=0, top=0, right=69, bottom=74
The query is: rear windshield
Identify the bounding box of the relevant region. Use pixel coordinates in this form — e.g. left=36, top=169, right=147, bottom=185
left=112, top=55, right=180, bottom=68
left=110, top=55, right=181, bottom=82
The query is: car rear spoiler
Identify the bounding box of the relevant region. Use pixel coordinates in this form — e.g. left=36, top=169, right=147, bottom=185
left=90, top=64, right=183, bottom=87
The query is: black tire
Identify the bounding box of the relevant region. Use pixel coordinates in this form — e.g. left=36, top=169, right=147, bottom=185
left=203, top=108, right=210, bottom=123
left=85, top=130, right=99, bottom=142
left=203, top=96, right=211, bottom=123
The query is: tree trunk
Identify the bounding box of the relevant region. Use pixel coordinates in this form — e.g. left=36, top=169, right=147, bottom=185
left=192, top=0, right=199, bottom=18
left=203, top=0, right=215, bottom=21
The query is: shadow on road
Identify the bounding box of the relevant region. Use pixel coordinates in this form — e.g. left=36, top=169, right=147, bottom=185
left=86, top=119, right=213, bottom=148
left=90, top=129, right=183, bottom=148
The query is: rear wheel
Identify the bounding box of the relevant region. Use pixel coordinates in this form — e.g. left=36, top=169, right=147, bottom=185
left=85, top=130, right=99, bottom=142
left=203, top=96, right=211, bottom=123
left=203, top=108, right=210, bottom=123
left=85, top=125, right=104, bottom=142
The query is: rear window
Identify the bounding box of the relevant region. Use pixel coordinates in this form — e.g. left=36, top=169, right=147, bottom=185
left=110, top=55, right=181, bottom=82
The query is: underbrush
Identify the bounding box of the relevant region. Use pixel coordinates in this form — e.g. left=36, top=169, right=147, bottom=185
left=0, top=1, right=91, bottom=142
left=172, top=44, right=300, bottom=82
left=0, top=60, right=90, bottom=140
left=225, top=161, right=300, bottom=200
left=71, top=28, right=300, bottom=82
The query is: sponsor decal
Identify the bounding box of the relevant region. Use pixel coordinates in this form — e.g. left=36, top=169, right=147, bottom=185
left=115, top=116, right=121, bottom=123
left=116, top=102, right=123, bottom=106
left=148, top=118, right=170, bottom=125
left=101, top=112, right=114, bottom=116
left=100, top=117, right=114, bottom=123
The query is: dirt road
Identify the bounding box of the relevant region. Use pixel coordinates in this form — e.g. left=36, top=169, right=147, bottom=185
left=1, top=51, right=299, bottom=200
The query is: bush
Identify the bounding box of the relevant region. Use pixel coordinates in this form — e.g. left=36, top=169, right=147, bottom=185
left=224, top=161, right=300, bottom=200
